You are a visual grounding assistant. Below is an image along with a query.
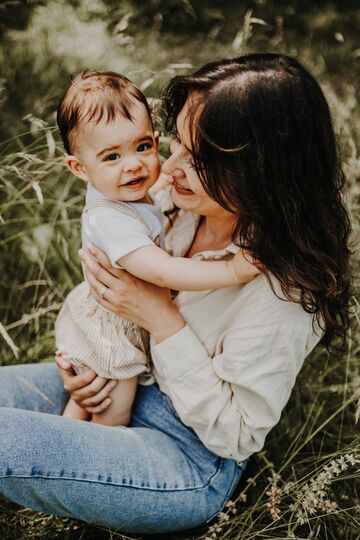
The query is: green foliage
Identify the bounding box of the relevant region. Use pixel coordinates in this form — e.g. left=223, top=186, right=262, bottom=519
left=0, top=1, right=359, bottom=538
left=0, top=130, right=84, bottom=364
left=0, top=0, right=359, bottom=141
left=0, top=0, right=44, bottom=35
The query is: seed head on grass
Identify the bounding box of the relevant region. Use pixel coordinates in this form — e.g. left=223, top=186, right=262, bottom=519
left=289, top=453, right=360, bottom=525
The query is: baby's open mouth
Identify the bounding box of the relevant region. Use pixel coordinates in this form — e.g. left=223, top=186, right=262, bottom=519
left=124, top=177, right=146, bottom=186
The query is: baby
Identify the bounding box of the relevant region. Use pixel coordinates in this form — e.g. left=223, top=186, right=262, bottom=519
left=55, top=70, right=258, bottom=426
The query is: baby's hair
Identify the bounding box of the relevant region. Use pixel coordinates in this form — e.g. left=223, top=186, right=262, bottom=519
left=57, top=70, right=152, bottom=154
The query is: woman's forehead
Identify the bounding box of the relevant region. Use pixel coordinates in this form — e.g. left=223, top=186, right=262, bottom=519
left=176, top=92, right=203, bottom=145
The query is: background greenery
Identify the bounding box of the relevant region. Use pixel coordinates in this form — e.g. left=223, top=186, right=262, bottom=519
left=0, top=0, right=359, bottom=538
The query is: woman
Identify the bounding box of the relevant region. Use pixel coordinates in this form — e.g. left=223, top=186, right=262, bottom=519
left=0, top=54, right=350, bottom=533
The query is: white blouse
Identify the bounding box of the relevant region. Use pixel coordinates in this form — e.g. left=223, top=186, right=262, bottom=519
left=143, top=194, right=322, bottom=463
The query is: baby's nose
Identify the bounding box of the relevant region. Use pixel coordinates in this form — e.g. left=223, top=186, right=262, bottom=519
left=123, top=157, right=142, bottom=173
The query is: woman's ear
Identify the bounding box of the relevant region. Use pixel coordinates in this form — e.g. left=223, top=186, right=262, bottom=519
left=64, top=155, right=89, bottom=182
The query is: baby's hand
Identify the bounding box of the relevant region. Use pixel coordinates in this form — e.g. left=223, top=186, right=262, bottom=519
left=231, top=250, right=260, bottom=284
left=150, top=172, right=173, bottom=195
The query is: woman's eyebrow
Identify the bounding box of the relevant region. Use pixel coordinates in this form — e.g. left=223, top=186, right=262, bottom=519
left=173, top=128, right=193, bottom=154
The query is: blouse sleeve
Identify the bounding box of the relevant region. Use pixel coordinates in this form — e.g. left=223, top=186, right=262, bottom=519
left=150, top=320, right=312, bottom=462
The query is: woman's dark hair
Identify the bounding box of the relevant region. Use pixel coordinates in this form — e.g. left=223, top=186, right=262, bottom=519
left=163, top=53, right=351, bottom=349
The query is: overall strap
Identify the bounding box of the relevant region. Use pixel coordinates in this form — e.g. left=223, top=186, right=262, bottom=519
left=84, top=199, right=153, bottom=238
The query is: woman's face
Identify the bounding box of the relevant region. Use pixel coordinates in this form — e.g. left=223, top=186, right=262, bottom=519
left=162, top=95, right=233, bottom=220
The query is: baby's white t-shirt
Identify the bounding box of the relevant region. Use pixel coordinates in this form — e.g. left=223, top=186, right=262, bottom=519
left=82, top=184, right=164, bottom=267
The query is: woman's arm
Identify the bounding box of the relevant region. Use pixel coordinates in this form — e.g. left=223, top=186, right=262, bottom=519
left=79, top=245, right=315, bottom=462
left=150, top=323, right=301, bottom=461
left=55, top=245, right=186, bottom=411
left=83, top=245, right=186, bottom=342
left=55, top=247, right=185, bottom=414
left=118, top=244, right=258, bottom=291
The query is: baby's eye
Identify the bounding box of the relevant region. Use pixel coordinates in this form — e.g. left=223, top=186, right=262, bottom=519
left=137, top=143, right=151, bottom=152
left=104, top=153, right=121, bottom=161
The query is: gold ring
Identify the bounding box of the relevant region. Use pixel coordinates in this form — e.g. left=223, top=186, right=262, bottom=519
left=99, top=285, right=108, bottom=299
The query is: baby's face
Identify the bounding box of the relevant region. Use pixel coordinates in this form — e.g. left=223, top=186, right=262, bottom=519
left=74, top=101, right=160, bottom=203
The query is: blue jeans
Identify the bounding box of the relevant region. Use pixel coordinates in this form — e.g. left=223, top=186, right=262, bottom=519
left=0, top=363, right=246, bottom=533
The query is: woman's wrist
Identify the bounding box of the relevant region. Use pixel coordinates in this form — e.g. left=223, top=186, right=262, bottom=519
left=149, top=303, right=186, bottom=344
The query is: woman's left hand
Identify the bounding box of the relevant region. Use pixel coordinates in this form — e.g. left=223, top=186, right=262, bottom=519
left=80, top=244, right=186, bottom=343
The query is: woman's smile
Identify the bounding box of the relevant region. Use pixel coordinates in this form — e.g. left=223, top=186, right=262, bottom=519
left=173, top=179, right=195, bottom=195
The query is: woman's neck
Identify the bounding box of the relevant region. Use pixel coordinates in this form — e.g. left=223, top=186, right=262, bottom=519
left=186, top=214, right=235, bottom=258
left=200, top=214, right=235, bottom=246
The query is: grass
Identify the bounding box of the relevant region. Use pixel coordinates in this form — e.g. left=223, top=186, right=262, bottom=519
left=0, top=1, right=360, bottom=538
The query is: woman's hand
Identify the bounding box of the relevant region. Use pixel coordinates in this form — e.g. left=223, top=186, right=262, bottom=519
left=55, top=353, right=116, bottom=413
left=80, top=244, right=186, bottom=343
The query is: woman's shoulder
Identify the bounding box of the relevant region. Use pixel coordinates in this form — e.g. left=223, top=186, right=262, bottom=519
left=229, top=273, right=323, bottom=349
left=233, top=273, right=317, bottom=329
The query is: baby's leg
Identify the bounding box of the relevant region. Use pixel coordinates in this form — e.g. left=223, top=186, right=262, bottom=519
left=63, top=398, right=91, bottom=421
left=92, top=376, right=137, bottom=426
